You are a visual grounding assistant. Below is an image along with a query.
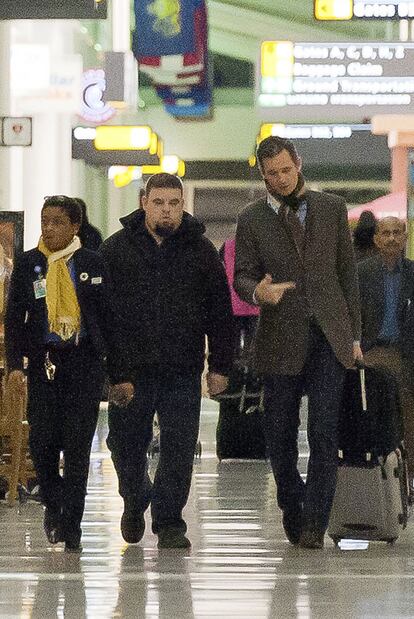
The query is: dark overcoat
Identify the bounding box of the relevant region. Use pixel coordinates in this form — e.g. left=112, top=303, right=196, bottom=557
left=234, top=191, right=361, bottom=375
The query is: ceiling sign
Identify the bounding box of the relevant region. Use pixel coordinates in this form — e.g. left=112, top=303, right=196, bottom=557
left=0, top=0, right=107, bottom=19
left=258, top=41, right=414, bottom=122
left=252, top=123, right=389, bottom=168
left=314, top=0, right=414, bottom=20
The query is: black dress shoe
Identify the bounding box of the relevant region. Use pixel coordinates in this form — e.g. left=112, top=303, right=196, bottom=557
left=65, top=539, right=82, bottom=553
left=157, top=527, right=191, bottom=549
left=121, top=510, right=145, bottom=544
left=282, top=509, right=302, bottom=545
left=43, top=508, right=62, bottom=545
left=299, top=529, right=324, bottom=549
left=63, top=526, right=82, bottom=552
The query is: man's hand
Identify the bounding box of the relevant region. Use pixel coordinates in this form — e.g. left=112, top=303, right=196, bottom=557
left=8, top=370, right=26, bottom=398
left=207, top=372, right=228, bottom=397
left=353, top=342, right=363, bottom=363
left=109, top=382, right=134, bottom=408
left=255, top=274, right=296, bottom=306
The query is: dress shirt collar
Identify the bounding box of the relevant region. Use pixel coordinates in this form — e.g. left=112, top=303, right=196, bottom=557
left=266, top=192, right=282, bottom=214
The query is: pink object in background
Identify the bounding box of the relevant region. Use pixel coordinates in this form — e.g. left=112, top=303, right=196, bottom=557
left=223, top=239, right=259, bottom=317
left=348, top=191, right=407, bottom=221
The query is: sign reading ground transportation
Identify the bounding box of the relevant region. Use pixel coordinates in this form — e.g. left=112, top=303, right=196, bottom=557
left=258, top=41, right=414, bottom=122
left=315, top=0, right=414, bottom=20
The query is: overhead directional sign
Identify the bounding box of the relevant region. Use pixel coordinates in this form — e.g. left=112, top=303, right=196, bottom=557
left=251, top=123, right=389, bottom=168
left=0, top=0, right=107, bottom=20
left=315, top=0, right=414, bottom=20
left=314, top=0, right=353, bottom=20
left=258, top=41, right=414, bottom=122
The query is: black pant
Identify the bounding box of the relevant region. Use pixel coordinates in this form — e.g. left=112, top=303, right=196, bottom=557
left=107, top=371, right=201, bottom=533
left=264, top=321, right=346, bottom=533
left=27, top=343, right=104, bottom=537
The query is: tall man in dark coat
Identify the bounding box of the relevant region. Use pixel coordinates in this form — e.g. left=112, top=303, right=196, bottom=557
left=234, top=136, right=362, bottom=548
left=358, top=216, right=414, bottom=495
left=100, top=173, right=233, bottom=549
left=5, top=195, right=116, bottom=551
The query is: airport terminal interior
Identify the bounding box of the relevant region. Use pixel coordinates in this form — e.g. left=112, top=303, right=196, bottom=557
left=2, top=0, right=414, bottom=617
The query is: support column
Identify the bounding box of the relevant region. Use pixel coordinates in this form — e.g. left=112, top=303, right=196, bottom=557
left=0, top=22, right=12, bottom=211
left=391, top=146, right=408, bottom=193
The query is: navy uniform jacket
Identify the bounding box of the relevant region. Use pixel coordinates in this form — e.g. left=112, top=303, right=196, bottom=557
left=5, top=247, right=121, bottom=381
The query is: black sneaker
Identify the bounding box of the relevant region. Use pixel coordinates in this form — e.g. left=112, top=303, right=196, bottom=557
left=157, top=528, right=191, bottom=549
left=43, top=508, right=62, bottom=545
left=121, top=511, right=145, bottom=544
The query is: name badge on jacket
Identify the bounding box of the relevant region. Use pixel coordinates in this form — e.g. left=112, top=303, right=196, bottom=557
left=33, top=279, right=46, bottom=299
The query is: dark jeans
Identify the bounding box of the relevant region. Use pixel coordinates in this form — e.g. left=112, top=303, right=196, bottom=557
left=264, top=322, right=346, bottom=533
left=27, top=343, right=104, bottom=536
left=107, top=371, right=202, bottom=533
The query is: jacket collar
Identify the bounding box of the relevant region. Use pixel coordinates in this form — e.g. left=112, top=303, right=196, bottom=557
left=119, top=209, right=206, bottom=241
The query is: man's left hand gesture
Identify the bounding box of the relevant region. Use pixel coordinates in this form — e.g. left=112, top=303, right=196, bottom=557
left=207, top=372, right=228, bottom=397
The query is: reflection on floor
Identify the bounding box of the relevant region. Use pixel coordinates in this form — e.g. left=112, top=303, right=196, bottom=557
left=1, top=399, right=414, bottom=618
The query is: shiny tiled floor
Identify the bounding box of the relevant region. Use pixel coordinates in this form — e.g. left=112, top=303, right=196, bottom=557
left=1, top=399, right=414, bottom=618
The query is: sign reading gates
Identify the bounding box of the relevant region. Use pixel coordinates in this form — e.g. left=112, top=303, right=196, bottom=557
left=315, top=0, right=414, bottom=20
left=258, top=41, right=414, bottom=122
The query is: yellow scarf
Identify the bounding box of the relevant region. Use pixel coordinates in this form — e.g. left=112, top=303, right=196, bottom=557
left=38, top=236, right=82, bottom=341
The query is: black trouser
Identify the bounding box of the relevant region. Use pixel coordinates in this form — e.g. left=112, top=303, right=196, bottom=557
left=27, top=342, right=104, bottom=538
left=107, top=371, right=201, bottom=533
left=264, top=321, right=346, bottom=533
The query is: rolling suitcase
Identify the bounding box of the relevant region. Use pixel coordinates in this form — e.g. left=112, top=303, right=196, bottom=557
left=215, top=327, right=267, bottom=461
left=216, top=385, right=266, bottom=461
left=328, top=364, right=409, bottom=545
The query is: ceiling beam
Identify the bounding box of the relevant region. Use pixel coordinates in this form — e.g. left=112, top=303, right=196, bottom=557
left=207, top=0, right=395, bottom=62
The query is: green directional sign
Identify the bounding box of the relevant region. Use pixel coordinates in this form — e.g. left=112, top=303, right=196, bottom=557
left=0, top=0, right=107, bottom=20
left=315, top=0, right=414, bottom=20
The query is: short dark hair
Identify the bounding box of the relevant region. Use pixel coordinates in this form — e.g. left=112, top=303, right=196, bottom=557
left=376, top=216, right=406, bottom=233
left=42, top=195, right=82, bottom=225
left=145, top=173, right=183, bottom=197
left=256, top=136, right=300, bottom=173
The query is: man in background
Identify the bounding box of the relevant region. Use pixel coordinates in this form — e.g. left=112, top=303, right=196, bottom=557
left=358, top=216, right=414, bottom=496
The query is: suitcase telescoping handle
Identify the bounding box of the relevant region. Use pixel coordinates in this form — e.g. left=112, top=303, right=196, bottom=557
left=355, top=359, right=367, bottom=412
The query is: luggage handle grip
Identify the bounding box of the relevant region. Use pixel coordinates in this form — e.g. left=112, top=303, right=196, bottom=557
left=354, top=360, right=367, bottom=412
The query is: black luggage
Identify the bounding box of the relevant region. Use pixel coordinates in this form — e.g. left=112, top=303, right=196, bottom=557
left=328, top=365, right=409, bottom=544
left=338, top=365, right=404, bottom=461
left=215, top=326, right=267, bottom=460
left=216, top=383, right=266, bottom=460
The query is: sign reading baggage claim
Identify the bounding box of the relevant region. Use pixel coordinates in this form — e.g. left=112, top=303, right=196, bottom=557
left=258, top=41, right=414, bottom=122
left=315, top=0, right=414, bottom=20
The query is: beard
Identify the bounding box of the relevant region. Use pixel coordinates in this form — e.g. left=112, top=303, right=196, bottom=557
left=155, top=222, right=176, bottom=238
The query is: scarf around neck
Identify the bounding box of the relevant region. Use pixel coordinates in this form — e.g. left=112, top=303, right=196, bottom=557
left=38, top=236, right=82, bottom=341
